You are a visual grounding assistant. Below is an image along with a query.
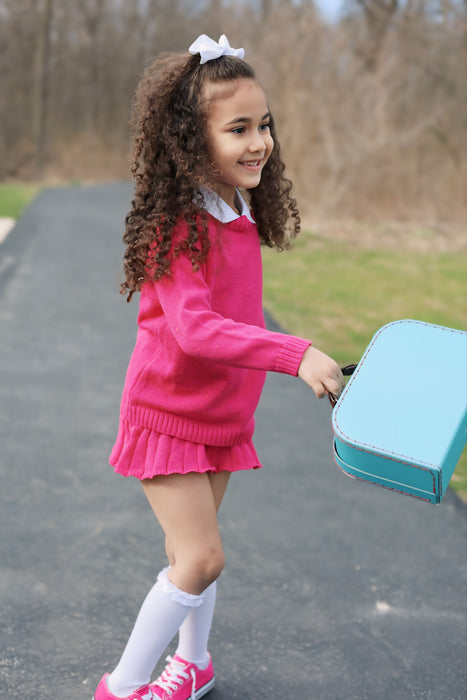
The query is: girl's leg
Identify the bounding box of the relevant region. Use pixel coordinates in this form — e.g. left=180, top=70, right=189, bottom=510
left=142, top=471, right=229, bottom=594
left=107, top=471, right=227, bottom=697
left=171, top=471, right=230, bottom=668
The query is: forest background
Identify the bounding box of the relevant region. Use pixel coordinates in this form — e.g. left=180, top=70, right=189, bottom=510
left=0, top=0, right=466, bottom=498
left=1, top=0, right=466, bottom=227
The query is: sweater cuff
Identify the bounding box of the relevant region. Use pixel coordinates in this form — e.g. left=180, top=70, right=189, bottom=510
left=274, top=336, right=312, bottom=376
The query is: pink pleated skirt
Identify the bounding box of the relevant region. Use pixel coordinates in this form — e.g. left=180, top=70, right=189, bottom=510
left=109, top=419, right=263, bottom=480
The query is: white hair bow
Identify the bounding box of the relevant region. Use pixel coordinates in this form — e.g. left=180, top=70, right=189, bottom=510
left=189, top=34, right=245, bottom=65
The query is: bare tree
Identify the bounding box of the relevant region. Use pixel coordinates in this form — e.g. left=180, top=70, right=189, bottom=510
left=32, top=0, right=53, bottom=171
left=355, top=0, right=399, bottom=69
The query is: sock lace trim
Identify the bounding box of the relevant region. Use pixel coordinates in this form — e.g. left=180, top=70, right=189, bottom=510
left=157, top=567, right=205, bottom=608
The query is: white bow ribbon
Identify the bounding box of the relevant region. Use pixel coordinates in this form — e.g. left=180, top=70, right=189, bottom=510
left=189, top=34, right=245, bottom=65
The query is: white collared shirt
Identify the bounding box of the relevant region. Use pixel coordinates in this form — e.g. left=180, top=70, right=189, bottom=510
left=200, top=188, right=255, bottom=224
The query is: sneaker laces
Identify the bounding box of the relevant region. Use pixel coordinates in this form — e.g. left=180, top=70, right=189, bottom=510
left=141, top=690, right=157, bottom=700
left=154, top=656, right=197, bottom=700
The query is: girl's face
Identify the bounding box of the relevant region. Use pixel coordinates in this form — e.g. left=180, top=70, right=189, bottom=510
left=205, top=78, right=274, bottom=211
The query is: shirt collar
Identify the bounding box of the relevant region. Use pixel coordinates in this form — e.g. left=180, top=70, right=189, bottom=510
left=200, top=188, right=255, bottom=224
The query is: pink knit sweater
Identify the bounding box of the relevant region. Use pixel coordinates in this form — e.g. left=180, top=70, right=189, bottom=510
left=118, top=208, right=311, bottom=447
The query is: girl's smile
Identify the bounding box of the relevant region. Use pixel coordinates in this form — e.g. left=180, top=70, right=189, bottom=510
left=206, top=78, right=274, bottom=210
left=239, top=159, right=263, bottom=171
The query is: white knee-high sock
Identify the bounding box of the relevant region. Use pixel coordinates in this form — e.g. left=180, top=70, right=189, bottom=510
left=108, top=567, right=205, bottom=698
left=175, top=580, right=216, bottom=669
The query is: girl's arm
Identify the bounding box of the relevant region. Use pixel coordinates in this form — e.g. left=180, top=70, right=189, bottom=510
left=153, top=252, right=345, bottom=399
left=153, top=252, right=309, bottom=377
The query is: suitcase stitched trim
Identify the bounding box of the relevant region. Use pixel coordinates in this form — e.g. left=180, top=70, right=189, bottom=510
left=334, top=443, right=435, bottom=503
left=333, top=439, right=437, bottom=497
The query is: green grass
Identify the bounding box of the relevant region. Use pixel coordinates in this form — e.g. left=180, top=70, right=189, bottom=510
left=0, top=183, right=41, bottom=218
left=262, top=233, right=467, bottom=502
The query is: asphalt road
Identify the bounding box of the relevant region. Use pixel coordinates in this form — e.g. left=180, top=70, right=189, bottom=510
left=0, top=183, right=466, bottom=699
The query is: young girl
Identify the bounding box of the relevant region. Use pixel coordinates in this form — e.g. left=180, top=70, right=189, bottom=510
left=94, top=34, right=344, bottom=700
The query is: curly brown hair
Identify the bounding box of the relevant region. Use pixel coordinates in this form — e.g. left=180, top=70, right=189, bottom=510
left=121, top=50, right=300, bottom=301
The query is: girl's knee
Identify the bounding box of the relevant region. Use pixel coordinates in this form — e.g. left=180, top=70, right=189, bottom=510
left=200, top=546, right=225, bottom=584
left=176, top=544, right=225, bottom=591
left=190, top=545, right=225, bottom=587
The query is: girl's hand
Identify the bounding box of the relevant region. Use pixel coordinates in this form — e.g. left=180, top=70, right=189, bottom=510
left=298, top=346, right=345, bottom=401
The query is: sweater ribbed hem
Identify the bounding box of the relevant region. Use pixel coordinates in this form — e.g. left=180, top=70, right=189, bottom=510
left=274, top=336, right=312, bottom=376
left=125, top=404, right=255, bottom=447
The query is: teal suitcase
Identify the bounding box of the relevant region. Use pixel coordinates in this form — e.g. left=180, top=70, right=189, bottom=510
left=332, top=320, right=467, bottom=503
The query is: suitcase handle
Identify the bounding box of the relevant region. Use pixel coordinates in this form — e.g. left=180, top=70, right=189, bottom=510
left=329, top=364, right=358, bottom=408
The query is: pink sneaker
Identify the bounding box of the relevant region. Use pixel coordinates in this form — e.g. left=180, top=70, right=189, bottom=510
left=150, top=654, right=215, bottom=700
left=94, top=673, right=155, bottom=700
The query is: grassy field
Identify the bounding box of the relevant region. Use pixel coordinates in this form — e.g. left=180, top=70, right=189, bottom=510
left=262, top=233, right=467, bottom=502
left=1, top=183, right=466, bottom=501
left=0, top=183, right=42, bottom=219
